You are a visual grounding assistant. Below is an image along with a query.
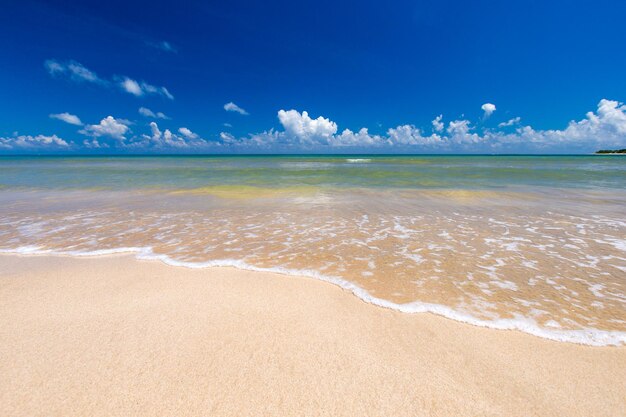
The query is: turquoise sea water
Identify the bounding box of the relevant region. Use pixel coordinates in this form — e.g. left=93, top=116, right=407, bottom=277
left=0, top=155, right=624, bottom=191
left=0, top=155, right=625, bottom=345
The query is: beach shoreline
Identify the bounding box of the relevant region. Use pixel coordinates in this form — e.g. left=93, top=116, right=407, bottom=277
left=1, top=254, right=624, bottom=416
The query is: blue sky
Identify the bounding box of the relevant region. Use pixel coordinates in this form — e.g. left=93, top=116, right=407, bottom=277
left=1, top=0, right=625, bottom=153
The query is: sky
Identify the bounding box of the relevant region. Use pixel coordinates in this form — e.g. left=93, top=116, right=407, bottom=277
left=1, top=0, right=625, bottom=153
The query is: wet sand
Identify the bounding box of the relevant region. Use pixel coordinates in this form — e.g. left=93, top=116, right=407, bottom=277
left=0, top=254, right=624, bottom=416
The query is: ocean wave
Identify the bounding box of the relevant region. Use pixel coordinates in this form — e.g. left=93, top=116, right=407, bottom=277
left=1, top=245, right=625, bottom=347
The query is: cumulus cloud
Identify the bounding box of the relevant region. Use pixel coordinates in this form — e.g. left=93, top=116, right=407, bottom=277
left=387, top=125, right=442, bottom=146
left=481, top=103, right=496, bottom=118
left=432, top=114, right=444, bottom=132
left=140, top=122, right=205, bottom=148
left=224, top=102, right=249, bottom=115
left=330, top=128, right=385, bottom=147
left=0, top=134, right=69, bottom=149
left=278, top=110, right=337, bottom=144
left=534, top=99, right=626, bottom=147
left=215, top=99, right=626, bottom=152
left=219, top=132, right=237, bottom=143
left=83, top=138, right=108, bottom=149
left=44, top=60, right=106, bottom=85
left=178, top=127, right=199, bottom=140
left=138, top=107, right=169, bottom=119
left=120, top=77, right=174, bottom=99
left=446, top=119, right=481, bottom=144
left=221, top=110, right=445, bottom=149
left=49, top=112, right=83, bottom=126
left=79, top=116, right=130, bottom=140
left=18, top=99, right=624, bottom=153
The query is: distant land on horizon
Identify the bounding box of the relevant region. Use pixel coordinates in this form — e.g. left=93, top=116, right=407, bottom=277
left=595, top=149, right=626, bottom=154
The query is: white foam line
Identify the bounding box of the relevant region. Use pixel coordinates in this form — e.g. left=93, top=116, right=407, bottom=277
left=1, top=245, right=624, bottom=347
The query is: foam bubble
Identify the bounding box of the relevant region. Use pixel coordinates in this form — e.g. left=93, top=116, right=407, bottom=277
left=1, top=245, right=624, bottom=347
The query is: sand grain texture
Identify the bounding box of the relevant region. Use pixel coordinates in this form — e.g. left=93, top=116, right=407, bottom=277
left=0, top=254, right=624, bottom=416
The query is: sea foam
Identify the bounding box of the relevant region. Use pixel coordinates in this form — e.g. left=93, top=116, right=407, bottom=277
left=1, top=245, right=625, bottom=347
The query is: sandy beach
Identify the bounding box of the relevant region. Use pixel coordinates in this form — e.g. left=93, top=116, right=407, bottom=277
left=0, top=254, right=624, bottom=416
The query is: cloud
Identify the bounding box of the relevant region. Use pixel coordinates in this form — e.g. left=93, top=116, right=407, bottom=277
left=223, top=123, right=233, bottom=128
left=446, top=119, right=481, bottom=144
left=432, top=114, right=444, bottom=132
left=220, top=132, right=237, bottom=143
left=15, top=99, right=623, bottom=153
left=140, top=122, right=205, bottom=148
left=224, top=102, right=249, bottom=115
left=178, top=127, right=199, bottom=140
left=44, top=60, right=106, bottom=85
left=532, top=99, right=626, bottom=147
left=215, top=99, right=626, bottom=152
left=278, top=110, right=337, bottom=144
left=121, top=78, right=142, bottom=96
left=330, top=128, right=385, bottom=147
left=387, top=125, right=442, bottom=146
left=83, top=138, right=108, bottom=149
left=138, top=107, right=169, bottom=119
left=146, top=40, right=177, bottom=53
left=140, top=82, right=174, bottom=100
left=0, top=134, right=69, bottom=149
left=498, top=117, right=521, bottom=127
left=120, top=77, right=174, bottom=99
left=481, top=103, right=496, bottom=118
left=49, top=112, right=83, bottom=126
left=45, top=59, right=174, bottom=100
left=79, top=116, right=130, bottom=140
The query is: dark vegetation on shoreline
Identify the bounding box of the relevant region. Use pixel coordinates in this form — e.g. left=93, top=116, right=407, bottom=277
left=595, top=149, right=626, bottom=154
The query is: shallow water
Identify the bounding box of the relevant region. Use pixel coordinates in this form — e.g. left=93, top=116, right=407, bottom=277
left=1, top=155, right=625, bottom=345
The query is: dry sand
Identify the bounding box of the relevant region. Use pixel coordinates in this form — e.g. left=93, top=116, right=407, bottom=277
left=0, top=254, right=624, bottom=417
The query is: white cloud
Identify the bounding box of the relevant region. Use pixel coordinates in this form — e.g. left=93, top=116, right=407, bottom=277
left=44, top=60, right=106, bottom=85
left=481, top=103, right=496, bottom=118
left=0, top=134, right=69, bottom=149
left=224, top=102, right=249, bottom=115
left=536, top=99, right=626, bottom=147
left=178, top=127, right=199, bottom=140
left=138, top=107, right=169, bottom=119
left=49, top=112, right=83, bottom=126
left=498, top=117, right=521, bottom=127
left=19, top=99, right=620, bottom=153
left=217, top=100, right=626, bottom=151
left=45, top=59, right=173, bottom=100
left=445, top=119, right=483, bottom=145
left=79, top=116, right=130, bottom=140
left=387, top=125, right=443, bottom=146
left=121, top=78, right=143, bottom=96
left=330, top=128, right=386, bottom=147
left=223, top=123, right=233, bottom=128
left=120, top=78, right=173, bottom=99
left=83, top=138, right=108, bottom=149
left=138, top=122, right=206, bottom=148
left=278, top=110, right=337, bottom=145
left=432, top=114, right=444, bottom=132
left=220, top=132, right=237, bottom=143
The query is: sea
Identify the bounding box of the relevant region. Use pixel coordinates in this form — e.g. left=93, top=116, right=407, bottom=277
left=0, top=155, right=624, bottom=345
